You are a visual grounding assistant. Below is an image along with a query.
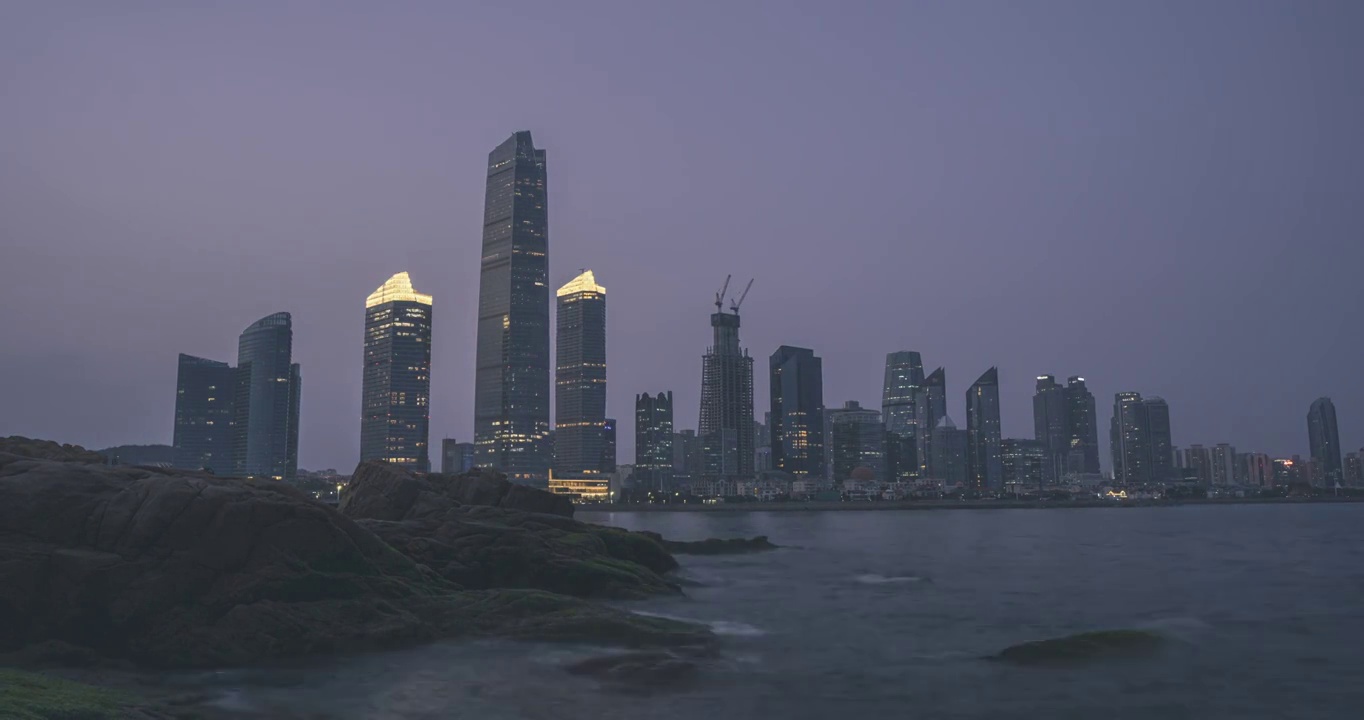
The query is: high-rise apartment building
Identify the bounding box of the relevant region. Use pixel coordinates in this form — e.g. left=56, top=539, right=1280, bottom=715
left=473, top=131, right=551, bottom=485
left=770, top=346, right=826, bottom=479
left=361, top=272, right=433, bottom=471
left=1344, top=451, right=1362, bottom=487
left=1111, top=392, right=1173, bottom=486
left=172, top=353, right=236, bottom=473
left=234, top=312, right=301, bottom=479
left=635, top=392, right=674, bottom=492
left=1211, top=443, right=1236, bottom=486
left=1064, top=376, right=1101, bottom=474
left=1307, top=397, right=1343, bottom=486
left=554, top=270, right=607, bottom=475
left=966, top=368, right=1002, bottom=493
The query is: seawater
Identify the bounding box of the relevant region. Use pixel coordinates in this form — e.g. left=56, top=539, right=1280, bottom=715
left=191, top=504, right=1364, bottom=719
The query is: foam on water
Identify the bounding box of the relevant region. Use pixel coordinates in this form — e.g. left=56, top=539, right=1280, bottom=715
left=854, top=573, right=926, bottom=585
left=634, top=610, right=767, bottom=636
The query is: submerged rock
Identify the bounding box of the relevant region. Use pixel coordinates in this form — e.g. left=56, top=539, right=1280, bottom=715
left=990, top=629, right=1165, bottom=665
left=654, top=535, right=779, bottom=555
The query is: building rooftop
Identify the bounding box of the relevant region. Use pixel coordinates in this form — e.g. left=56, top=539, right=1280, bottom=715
left=366, top=272, right=432, bottom=308
left=557, top=269, right=606, bottom=297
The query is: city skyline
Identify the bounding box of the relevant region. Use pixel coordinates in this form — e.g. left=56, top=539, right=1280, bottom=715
left=3, top=3, right=1362, bottom=471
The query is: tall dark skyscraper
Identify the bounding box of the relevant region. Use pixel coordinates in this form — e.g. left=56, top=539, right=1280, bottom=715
left=699, top=296, right=755, bottom=481
left=770, top=345, right=826, bottom=479
left=914, top=368, right=947, bottom=478
left=554, top=270, right=607, bottom=476
left=828, top=401, right=884, bottom=481
left=234, top=312, right=301, bottom=479
left=881, top=351, right=924, bottom=437
left=635, top=392, right=674, bottom=492
left=172, top=353, right=236, bottom=473
left=473, top=131, right=551, bottom=485
left=966, top=367, right=1002, bottom=493
left=1307, top=397, right=1343, bottom=486
left=931, top=415, right=968, bottom=486
left=1144, top=397, right=1173, bottom=482
left=1064, top=376, right=1101, bottom=474
left=440, top=438, right=476, bottom=475
left=1032, top=375, right=1069, bottom=483
left=1110, top=392, right=1173, bottom=485
left=360, top=272, right=433, bottom=471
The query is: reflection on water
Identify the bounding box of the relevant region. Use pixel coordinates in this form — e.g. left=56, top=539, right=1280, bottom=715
left=170, top=505, right=1364, bottom=719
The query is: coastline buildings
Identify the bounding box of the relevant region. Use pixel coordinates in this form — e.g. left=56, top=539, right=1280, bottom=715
left=440, top=438, right=476, bottom=475
left=234, top=312, right=302, bottom=479
left=473, top=131, right=551, bottom=485
left=966, top=368, right=1002, bottom=493
left=635, top=392, right=674, bottom=492
left=914, top=368, right=947, bottom=478
left=1064, top=377, right=1101, bottom=475
left=770, top=346, right=826, bottom=480
left=698, top=291, right=755, bottom=482
left=360, top=272, right=433, bottom=471
left=881, top=352, right=924, bottom=479
left=1001, top=438, right=1046, bottom=491
left=1307, top=397, right=1342, bottom=486
left=554, top=270, right=608, bottom=475
left=828, top=401, right=884, bottom=481
left=931, top=416, right=969, bottom=487
left=172, top=354, right=236, bottom=473
left=1110, top=392, right=1174, bottom=486
left=1032, top=375, right=1069, bottom=483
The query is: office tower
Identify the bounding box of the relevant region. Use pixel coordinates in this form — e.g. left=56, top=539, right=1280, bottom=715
left=1184, top=444, right=1213, bottom=484
left=1001, top=438, right=1047, bottom=491
left=699, top=287, right=755, bottom=481
left=1064, top=376, right=1101, bottom=474
left=473, top=131, right=551, bottom=485
left=1144, top=397, right=1173, bottom=482
left=233, top=312, right=301, bottom=480
left=966, top=368, right=1002, bottom=493
left=914, top=368, right=947, bottom=478
left=769, top=346, right=826, bottom=479
left=672, top=429, right=704, bottom=486
left=361, top=272, right=433, bottom=471
left=931, top=416, right=969, bottom=486
left=1344, top=452, right=1362, bottom=487
left=554, top=270, right=607, bottom=476
left=882, top=351, right=925, bottom=437
left=635, top=392, right=674, bottom=492
left=172, top=353, right=236, bottom=473
left=1032, top=375, right=1069, bottom=483
left=1307, top=397, right=1343, bottom=486
left=1111, top=392, right=1149, bottom=485
left=1211, top=443, right=1236, bottom=485
left=828, top=401, right=884, bottom=481
left=440, top=438, right=476, bottom=475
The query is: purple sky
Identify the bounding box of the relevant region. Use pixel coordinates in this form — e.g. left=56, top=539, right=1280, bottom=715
left=2, top=0, right=1362, bottom=471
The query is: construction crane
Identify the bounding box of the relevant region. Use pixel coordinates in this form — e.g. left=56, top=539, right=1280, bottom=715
left=714, top=274, right=731, bottom=313
left=729, top=278, right=754, bottom=314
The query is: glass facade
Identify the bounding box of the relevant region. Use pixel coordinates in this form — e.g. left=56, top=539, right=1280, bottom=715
left=1064, top=376, right=1101, bottom=475
left=440, top=438, right=476, bottom=475
left=769, top=346, right=826, bottom=479
left=931, top=416, right=969, bottom=486
left=474, top=131, right=551, bottom=485
left=966, top=367, right=1002, bottom=492
left=1110, top=392, right=1172, bottom=485
left=361, top=272, right=433, bottom=471
left=1032, top=375, right=1069, bottom=483
left=699, top=311, right=754, bottom=480
left=635, top=392, right=674, bottom=492
left=828, top=401, right=884, bottom=481
left=1001, top=438, right=1047, bottom=491
left=234, top=312, right=301, bottom=479
left=914, top=368, right=946, bottom=479
left=553, top=270, right=607, bottom=475
left=172, top=353, right=236, bottom=473
left=1307, top=397, right=1342, bottom=486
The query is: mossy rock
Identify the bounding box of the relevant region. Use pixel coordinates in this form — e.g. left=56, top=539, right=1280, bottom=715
left=0, top=668, right=132, bottom=720
left=991, top=629, right=1164, bottom=665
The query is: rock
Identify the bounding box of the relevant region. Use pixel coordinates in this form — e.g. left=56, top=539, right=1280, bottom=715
left=565, top=651, right=701, bottom=692
left=0, top=667, right=136, bottom=720
left=341, top=463, right=681, bottom=599
left=0, top=451, right=712, bottom=669
left=340, top=461, right=573, bottom=520
left=0, top=436, right=105, bottom=464
left=990, top=629, right=1165, bottom=665
left=654, top=535, right=779, bottom=555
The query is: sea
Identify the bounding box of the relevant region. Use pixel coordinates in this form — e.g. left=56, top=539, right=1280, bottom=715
left=180, top=504, right=1364, bottom=719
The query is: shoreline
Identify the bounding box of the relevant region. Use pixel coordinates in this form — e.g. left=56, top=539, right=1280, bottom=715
left=578, top=496, right=1364, bottom=513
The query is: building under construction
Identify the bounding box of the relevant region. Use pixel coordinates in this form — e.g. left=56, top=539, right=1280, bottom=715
left=699, top=276, right=756, bottom=482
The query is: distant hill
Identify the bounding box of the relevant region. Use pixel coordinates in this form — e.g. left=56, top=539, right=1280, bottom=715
left=97, top=444, right=175, bottom=467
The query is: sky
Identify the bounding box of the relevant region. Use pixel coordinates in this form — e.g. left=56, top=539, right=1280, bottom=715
left=2, top=0, right=1362, bottom=472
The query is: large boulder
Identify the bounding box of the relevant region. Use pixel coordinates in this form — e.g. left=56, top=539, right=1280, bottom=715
left=0, top=436, right=106, bottom=464
left=0, top=451, right=711, bottom=669
left=341, top=463, right=680, bottom=599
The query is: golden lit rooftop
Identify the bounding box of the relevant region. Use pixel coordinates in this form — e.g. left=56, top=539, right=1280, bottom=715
left=366, top=272, right=433, bottom=308
left=556, top=269, right=606, bottom=297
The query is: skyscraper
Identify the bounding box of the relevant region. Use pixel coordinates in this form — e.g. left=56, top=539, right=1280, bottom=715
left=234, top=312, right=301, bottom=479
left=172, top=353, right=236, bottom=473
left=601, top=418, right=617, bottom=472
left=1064, top=376, right=1100, bottom=474
left=635, top=392, right=674, bottom=492
left=914, top=367, right=947, bottom=478
left=554, top=270, right=607, bottom=476
left=1032, top=375, right=1069, bottom=484
left=361, top=272, right=433, bottom=471
left=931, top=416, right=969, bottom=486
left=1183, top=444, right=1212, bottom=485
left=828, top=401, right=884, bottom=481
left=1307, top=397, right=1342, bottom=486
left=966, top=368, right=1002, bottom=493
left=770, top=345, right=826, bottom=479
left=473, top=131, right=551, bottom=485
left=1001, top=438, right=1047, bottom=492
left=881, top=351, right=924, bottom=437
left=1111, top=392, right=1149, bottom=485
left=698, top=296, right=755, bottom=481
left=1211, top=443, right=1236, bottom=486
left=440, top=438, right=476, bottom=475
left=1144, top=397, right=1174, bottom=482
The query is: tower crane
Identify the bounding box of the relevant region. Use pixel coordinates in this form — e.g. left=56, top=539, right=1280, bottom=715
left=729, top=278, right=754, bottom=314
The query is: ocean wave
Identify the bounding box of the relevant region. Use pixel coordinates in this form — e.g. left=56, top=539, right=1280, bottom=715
left=855, top=573, right=926, bottom=585
left=634, top=611, right=767, bottom=636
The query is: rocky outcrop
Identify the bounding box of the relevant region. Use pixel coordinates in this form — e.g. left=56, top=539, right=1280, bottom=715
left=651, top=534, right=779, bottom=555
left=340, top=462, right=680, bottom=599
left=989, top=629, right=1164, bottom=665
left=0, top=436, right=106, bottom=464
left=0, top=451, right=712, bottom=669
